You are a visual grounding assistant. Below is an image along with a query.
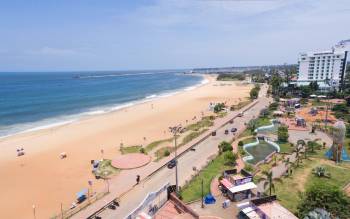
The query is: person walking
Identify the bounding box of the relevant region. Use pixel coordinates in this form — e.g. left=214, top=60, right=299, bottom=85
left=136, top=175, right=140, bottom=185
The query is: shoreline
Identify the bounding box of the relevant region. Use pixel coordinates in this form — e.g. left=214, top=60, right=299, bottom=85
left=0, top=75, right=251, bottom=219
left=0, top=74, right=208, bottom=140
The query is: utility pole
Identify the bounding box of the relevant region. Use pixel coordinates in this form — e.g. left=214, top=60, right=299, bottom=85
left=201, top=179, right=204, bottom=208
left=32, top=205, right=36, bottom=219
left=60, top=203, right=63, bottom=219
left=169, top=125, right=183, bottom=194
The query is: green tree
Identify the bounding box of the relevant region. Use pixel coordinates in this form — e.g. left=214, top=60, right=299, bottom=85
left=218, top=141, right=233, bottom=154
left=247, top=119, right=257, bottom=134
left=282, top=157, right=294, bottom=176
left=294, top=145, right=303, bottom=167
left=270, top=75, right=282, bottom=95
left=224, top=152, right=238, bottom=166
left=309, top=81, right=319, bottom=92
left=300, top=85, right=312, bottom=98
left=250, top=88, right=259, bottom=99
left=297, top=182, right=350, bottom=219
left=277, top=125, right=289, bottom=142
left=258, top=171, right=282, bottom=196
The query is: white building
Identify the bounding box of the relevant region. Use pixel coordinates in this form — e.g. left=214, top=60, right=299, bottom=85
left=297, top=40, right=350, bottom=90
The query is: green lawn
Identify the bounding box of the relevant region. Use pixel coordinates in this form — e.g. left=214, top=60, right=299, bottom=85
left=274, top=158, right=350, bottom=215
left=145, top=138, right=173, bottom=152
left=242, top=137, right=256, bottom=145
left=278, top=141, right=294, bottom=154
left=238, top=129, right=252, bottom=138
left=256, top=117, right=272, bottom=127
left=231, top=100, right=252, bottom=111
left=120, top=145, right=142, bottom=154
left=180, top=129, right=208, bottom=147
left=154, top=146, right=174, bottom=161
left=94, top=159, right=120, bottom=179
left=186, top=117, right=214, bottom=132
left=180, top=152, right=232, bottom=202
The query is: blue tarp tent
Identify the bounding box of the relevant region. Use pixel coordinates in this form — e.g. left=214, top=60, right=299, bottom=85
left=204, top=194, right=216, bottom=204
left=325, top=147, right=350, bottom=161
left=76, top=189, right=88, bottom=203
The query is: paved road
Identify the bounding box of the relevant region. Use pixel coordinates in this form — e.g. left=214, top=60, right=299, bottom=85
left=72, top=84, right=271, bottom=219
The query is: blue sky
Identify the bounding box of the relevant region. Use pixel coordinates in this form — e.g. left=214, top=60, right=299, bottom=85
left=0, top=0, right=349, bottom=71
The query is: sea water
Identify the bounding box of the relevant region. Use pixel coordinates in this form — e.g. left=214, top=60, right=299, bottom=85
left=0, top=70, right=205, bottom=137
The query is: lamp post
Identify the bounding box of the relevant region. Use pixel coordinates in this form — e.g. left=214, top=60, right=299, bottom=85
left=169, top=125, right=183, bottom=194
left=32, top=205, right=36, bottom=219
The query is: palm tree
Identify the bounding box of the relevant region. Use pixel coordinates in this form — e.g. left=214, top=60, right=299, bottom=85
left=258, top=171, right=282, bottom=196
left=297, top=139, right=306, bottom=148
left=294, top=145, right=303, bottom=167
left=282, top=157, right=293, bottom=176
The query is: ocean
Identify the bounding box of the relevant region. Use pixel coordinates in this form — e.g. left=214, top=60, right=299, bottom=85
left=0, top=70, right=205, bottom=138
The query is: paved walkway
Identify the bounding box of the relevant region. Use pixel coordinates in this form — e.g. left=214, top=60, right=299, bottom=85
left=70, top=85, right=271, bottom=219
left=112, top=153, right=151, bottom=169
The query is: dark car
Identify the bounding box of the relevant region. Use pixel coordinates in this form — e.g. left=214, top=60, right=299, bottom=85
left=211, top=131, right=216, bottom=136
left=231, top=128, right=237, bottom=133
left=224, top=129, right=229, bottom=134
left=167, top=159, right=177, bottom=169
left=229, top=119, right=234, bottom=124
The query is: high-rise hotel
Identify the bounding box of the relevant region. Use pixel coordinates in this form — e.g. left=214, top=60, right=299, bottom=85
left=297, top=39, right=350, bottom=90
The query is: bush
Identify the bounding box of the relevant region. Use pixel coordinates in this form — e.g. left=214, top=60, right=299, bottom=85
left=214, top=103, right=225, bottom=113
left=218, top=141, right=233, bottom=153
left=269, top=102, right=279, bottom=111
left=250, top=84, right=261, bottom=100
left=224, top=152, right=238, bottom=165
left=139, top=148, right=146, bottom=154
left=238, top=141, right=244, bottom=147
left=164, top=150, right=170, bottom=157
left=244, top=163, right=255, bottom=173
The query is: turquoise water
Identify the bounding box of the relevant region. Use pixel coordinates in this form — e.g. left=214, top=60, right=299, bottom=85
left=0, top=70, right=203, bottom=137
left=245, top=141, right=277, bottom=165
left=256, top=121, right=279, bottom=135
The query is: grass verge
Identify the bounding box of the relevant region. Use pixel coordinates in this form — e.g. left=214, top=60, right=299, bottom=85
left=180, top=151, right=232, bottom=202
left=274, top=157, right=350, bottom=214
left=94, top=159, right=120, bottom=179
left=120, top=145, right=142, bottom=154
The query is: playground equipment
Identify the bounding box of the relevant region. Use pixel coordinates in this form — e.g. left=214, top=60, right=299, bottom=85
left=325, top=121, right=350, bottom=162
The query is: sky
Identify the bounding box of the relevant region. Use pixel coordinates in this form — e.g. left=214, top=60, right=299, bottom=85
left=0, top=0, right=349, bottom=71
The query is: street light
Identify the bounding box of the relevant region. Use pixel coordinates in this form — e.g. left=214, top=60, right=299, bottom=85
left=32, top=204, right=36, bottom=219
left=169, top=125, right=183, bottom=194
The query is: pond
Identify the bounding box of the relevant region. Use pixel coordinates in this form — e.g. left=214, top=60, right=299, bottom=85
left=242, top=138, right=280, bottom=165
left=255, top=119, right=280, bottom=135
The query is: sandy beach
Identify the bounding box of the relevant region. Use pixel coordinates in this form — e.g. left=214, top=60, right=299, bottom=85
left=0, top=75, right=252, bottom=219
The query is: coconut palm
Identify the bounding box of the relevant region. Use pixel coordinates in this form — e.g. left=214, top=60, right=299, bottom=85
left=258, top=171, right=282, bottom=196
left=282, top=157, right=294, bottom=176
left=297, top=139, right=306, bottom=148
left=294, top=145, right=303, bottom=167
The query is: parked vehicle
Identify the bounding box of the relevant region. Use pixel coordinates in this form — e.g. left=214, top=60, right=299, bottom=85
left=238, top=112, right=244, bottom=117
left=229, top=119, right=234, bottom=124
left=167, top=159, right=177, bottom=169
left=231, top=128, right=237, bottom=133
left=211, top=131, right=216, bottom=136
left=224, top=129, right=229, bottom=134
